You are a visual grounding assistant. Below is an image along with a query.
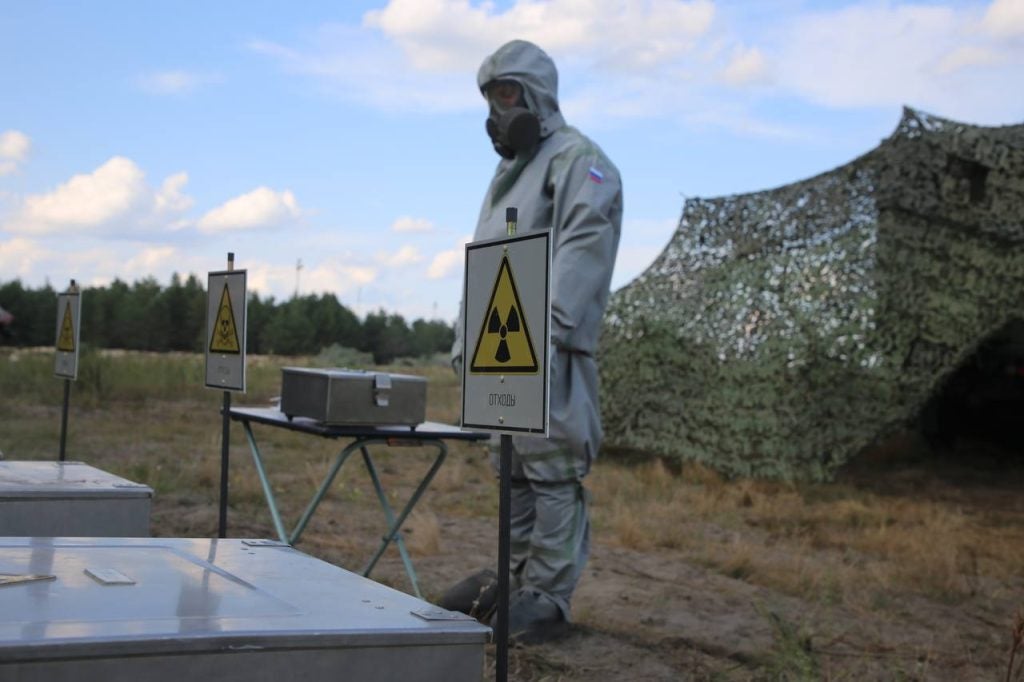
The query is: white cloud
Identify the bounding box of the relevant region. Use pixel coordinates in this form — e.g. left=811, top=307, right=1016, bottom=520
left=155, top=172, right=194, bottom=213
left=252, top=0, right=717, bottom=115
left=984, top=0, right=1024, bottom=38
left=136, top=70, right=222, bottom=95
left=124, top=245, right=179, bottom=273
left=0, top=130, right=31, bottom=176
left=249, top=259, right=377, bottom=299
left=427, top=234, right=472, bottom=279
left=720, top=45, right=769, bottom=86
left=7, top=156, right=150, bottom=233
left=770, top=3, right=1024, bottom=121
left=376, top=244, right=423, bottom=267
left=0, top=237, right=209, bottom=294
left=309, top=264, right=377, bottom=290
left=936, top=45, right=1002, bottom=74
left=391, top=215, right=434, bottom=232
left=62, top=243, right=193, bottom=283
left=364, top=0, right=715, bottom=72
left=248, top=1, right=1023, bottom=135
left=0, top=157, right=202, bottom=239
left=0, top=237, right=47, bottom=278
left=249, top=28, right=477, bottom=113
left=197, top=187, right=301, bottom=233
left=427, top=249, right=462, bottom=279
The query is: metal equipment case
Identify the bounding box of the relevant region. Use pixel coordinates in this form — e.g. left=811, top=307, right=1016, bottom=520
left=0, top=537, right=488, bottom=681
left=0, top=461, right=152, bottom=537
left=279, top=367, right=427, bottom=426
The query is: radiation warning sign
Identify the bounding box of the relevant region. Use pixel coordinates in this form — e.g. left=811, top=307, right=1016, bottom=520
left=54, top=287, right=82, bottom=380
left=209, top=283, right=241, bottom=354
left=461, top=230, right=551, bottom=436
left=205, top=269, right=247, bottom=392
left=469, top=256, right=538, bottom=374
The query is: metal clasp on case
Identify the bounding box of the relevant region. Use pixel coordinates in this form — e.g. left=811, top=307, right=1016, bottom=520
left=373, top=373, right=392, bottom=407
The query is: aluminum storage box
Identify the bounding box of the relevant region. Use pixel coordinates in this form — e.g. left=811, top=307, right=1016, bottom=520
left=280, top=367, right=427, bottom=426
left=0, top=461, right=151, bottom=537
left=0, top=537, right=488, bottom=682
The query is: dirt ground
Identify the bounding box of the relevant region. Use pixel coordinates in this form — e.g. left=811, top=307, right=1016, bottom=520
left=5, top=352, right=1019, bottom=680
left=147, top=429, right=1024, bottom=682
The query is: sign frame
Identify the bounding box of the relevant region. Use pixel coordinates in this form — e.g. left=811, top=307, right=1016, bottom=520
left=461, top=230, right=551, bottom=436
left=54, top=287, right=82, bottom=380
left=205, top=269, right=247, bottom=392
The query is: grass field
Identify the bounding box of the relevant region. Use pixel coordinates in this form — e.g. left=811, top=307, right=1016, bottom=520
left=2, top=348, right=1023, bottom=680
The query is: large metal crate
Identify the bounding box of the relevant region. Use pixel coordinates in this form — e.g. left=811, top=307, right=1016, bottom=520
left=0, top=461, right=151, bottom=537
left=279, top=367, right=427, bottom=426
left=0, top=537, right=488, bottom=681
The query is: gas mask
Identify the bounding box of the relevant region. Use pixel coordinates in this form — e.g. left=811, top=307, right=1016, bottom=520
left=486, top=107, right=540, bottom=159
left=484, top=80, right=540, bottom=159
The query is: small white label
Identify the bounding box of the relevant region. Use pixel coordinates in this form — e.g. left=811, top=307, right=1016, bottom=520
left=84, top=568, right=135, bottom=585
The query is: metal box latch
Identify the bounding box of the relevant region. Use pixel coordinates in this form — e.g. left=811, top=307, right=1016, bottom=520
left=373, top=373, right=392, bottom=407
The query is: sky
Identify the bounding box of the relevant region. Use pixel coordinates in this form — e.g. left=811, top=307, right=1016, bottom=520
left=1, top=0, right=1022, bottom=323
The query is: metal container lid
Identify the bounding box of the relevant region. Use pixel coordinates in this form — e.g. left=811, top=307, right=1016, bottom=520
left=0, top=537, right=487, bottom=662
left=282, top=366, right=426, bottom=382
left=0, top=462, right=153, bottom=499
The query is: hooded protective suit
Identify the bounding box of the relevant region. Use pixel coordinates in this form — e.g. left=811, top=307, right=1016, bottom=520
left=452, top=40, right=622, bottom=622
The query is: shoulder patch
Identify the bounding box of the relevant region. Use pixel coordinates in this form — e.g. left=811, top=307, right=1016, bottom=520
left=588, top=166, right=604, bottom=183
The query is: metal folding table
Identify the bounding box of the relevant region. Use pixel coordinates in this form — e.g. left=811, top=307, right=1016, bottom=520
left=227, top=406, right=487, bottom=598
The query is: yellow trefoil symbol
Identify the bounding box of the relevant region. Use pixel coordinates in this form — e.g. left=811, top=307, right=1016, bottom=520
left=470, top=255, right=538, bottom=373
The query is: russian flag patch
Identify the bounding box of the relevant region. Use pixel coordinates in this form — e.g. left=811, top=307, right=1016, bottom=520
left=588, top=166, right=604, bottom=183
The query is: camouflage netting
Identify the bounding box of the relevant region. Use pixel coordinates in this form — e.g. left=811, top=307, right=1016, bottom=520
left=599, top=107, right=1024, bottom=481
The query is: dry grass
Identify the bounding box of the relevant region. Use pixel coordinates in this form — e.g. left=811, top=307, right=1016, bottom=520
left=5, top=347, right=1022, bottom=610
left=403, top=508, right=443, bottom=556
left=3, top=349, right=1023, bottom=679
left=588, top=455, right=1024, bottom=607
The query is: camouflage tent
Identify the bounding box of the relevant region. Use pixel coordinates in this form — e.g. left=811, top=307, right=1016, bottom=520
left=599, top=108, right=1024, bottom=481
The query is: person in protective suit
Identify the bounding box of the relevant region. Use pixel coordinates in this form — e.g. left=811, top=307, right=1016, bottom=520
left=443, top=39, right=622, bottom=644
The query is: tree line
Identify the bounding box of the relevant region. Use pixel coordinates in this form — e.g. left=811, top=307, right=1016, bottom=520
left=0, top=275, right=454, bottom=364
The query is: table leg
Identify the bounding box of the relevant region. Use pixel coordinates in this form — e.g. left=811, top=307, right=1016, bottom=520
left=360, top=446, right=419, bottom=597
left=288, top=441, right=363, bottom=545
left=360, top=442, right=447, bottom=598
left=242, top=421, right=290, bottom=544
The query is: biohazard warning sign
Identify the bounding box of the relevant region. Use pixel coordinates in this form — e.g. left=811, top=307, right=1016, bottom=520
left=205, top=269, right=247, bottom=392
left=470, top=256, right=538, bottom=373
left=209, top=283, right=241, bottom=354
left=461, top=230, right=550, bottom=436
left=57, top=303, right=76, bottom=352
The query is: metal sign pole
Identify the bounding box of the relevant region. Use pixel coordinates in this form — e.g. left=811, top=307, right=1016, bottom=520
left=494, top=207, right=518, bottom=682
left=58, top=379, right=70, bottom=462
left=219, top=390, right=231, bottom=538
left=55, top=278, right=80, bottom=462
left=218, top=252, right=234, bottom=539
left=496, top=433, right=512, bottom=682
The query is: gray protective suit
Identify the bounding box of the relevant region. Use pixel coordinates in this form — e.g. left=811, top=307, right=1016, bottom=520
left=452, top=40, right=623, bottom=620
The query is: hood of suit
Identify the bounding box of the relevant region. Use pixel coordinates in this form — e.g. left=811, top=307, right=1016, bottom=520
left=477, top=40, right=566, bottom=141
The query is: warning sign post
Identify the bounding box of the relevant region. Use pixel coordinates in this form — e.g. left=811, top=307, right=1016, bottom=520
left=462, top=212, right=550, bottom=682
left=54, top=279, right=82, bottom=462
left=54, top=283, right=81, bottom=380
left=207, top=254, right=246, bottom=540
left=205, top=269, right=247, bottom=392
left=461, top=230, right=551, bottom=436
